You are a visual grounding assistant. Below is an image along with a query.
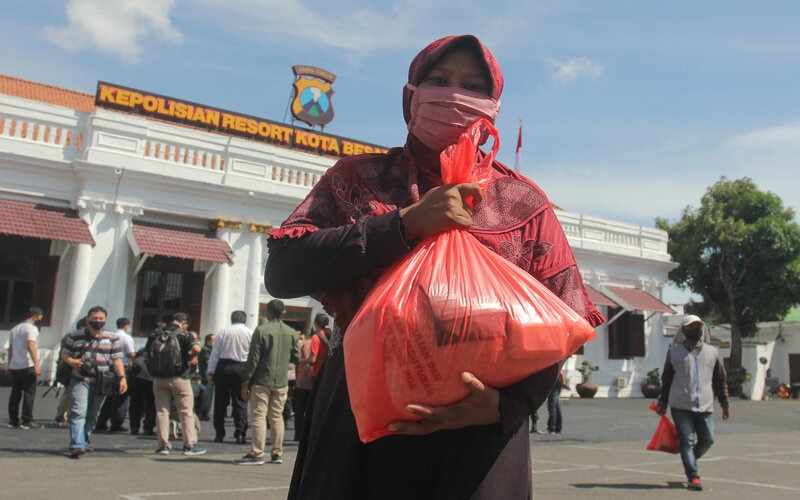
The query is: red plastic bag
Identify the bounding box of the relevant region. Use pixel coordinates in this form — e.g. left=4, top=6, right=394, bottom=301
left=344, top=119, right=597, bottom=443
left=646, top=402, right=680, bottom=454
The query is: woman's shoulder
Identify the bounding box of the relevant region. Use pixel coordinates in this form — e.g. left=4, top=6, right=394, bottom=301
left=327, top=147, right=405, bottom=175
left=471, top=166, right=552, bottom=232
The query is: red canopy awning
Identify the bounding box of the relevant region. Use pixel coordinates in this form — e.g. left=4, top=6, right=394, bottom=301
left=585, top=285, right=619, bottom=308
left=603, top=285, right=676, bottom=314
left=0, top=199, right=95, bottom=245
left=129, top=221, right=233, bottom=264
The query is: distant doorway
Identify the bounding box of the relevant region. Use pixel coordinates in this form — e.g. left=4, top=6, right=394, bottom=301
left=134, top=256, right=204, bottom=336
left=790, top=353, right=800, bottom=385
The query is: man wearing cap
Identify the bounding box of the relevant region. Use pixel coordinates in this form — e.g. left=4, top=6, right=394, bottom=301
left=146, top=312, right=206, bottom=456
left=657, top=315, right=730, bottom=491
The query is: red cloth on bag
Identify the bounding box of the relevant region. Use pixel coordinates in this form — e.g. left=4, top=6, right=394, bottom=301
left=344, top=120, right=597, bottom=443
left=646, top=401, right=680, bottom=454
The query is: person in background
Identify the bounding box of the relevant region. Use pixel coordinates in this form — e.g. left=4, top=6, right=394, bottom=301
left=302, top=313, right=331, bottom=383
left=95, top=317, right=136, bottom=432
left=208, top=310, right=252, bottom=444
left=187, top=331, right=208, bottom=426
left=7, top=307, right=44, bottom=430
left=61, top=306, right=128, bottom=458
left=54, top=318, right=86, bottom=426
left=128, top=347, right=155, bottom=436
left=293, top=314, right=331, bottom=442
left=541, top=369, right=568, bottom=435
left=236, top=299, right=300, bottom=465
left=529, top=411, right=539, bottom=434
left=198, top=333, right=215, bottom=421
left=265, top=34, right=603, bottom=499
left=657, top=314, right=730, bottom=491
left=284, top=348, right=297, bottom=424
left=146, top=312, right=205, bottom=456
left=292, top=331, right=312, bottom=442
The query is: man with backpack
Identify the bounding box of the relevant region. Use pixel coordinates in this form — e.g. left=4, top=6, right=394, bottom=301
left=144, top=312, right=206, bottom=456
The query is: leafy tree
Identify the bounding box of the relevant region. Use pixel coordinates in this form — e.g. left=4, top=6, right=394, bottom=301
left=656, top=177, right=800, bottom=374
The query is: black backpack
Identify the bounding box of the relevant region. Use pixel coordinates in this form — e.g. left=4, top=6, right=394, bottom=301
left=147, top=327, right=184, bottom=378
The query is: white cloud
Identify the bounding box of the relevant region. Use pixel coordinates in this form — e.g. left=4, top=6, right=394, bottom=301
left=192, top=0, right=427, bottom=55
left=42, top=0, right=182, bottom=64
left=729, top=122, right=800, bottom=148
left=546, top=57, right=605, bottom=86
left=539, top=171, right=698, bottom=226
left=188, top=0, right=552, bottom=61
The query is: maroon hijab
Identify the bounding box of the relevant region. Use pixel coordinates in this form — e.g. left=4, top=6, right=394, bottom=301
left=402, top=34, right=504, bottom=124
left=402, top=34, right=504, bottom=182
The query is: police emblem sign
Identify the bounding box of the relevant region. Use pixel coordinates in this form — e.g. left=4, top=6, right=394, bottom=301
left=291, top=65, right=336, bottom=127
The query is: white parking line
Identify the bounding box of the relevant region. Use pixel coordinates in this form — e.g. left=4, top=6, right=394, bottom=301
left=119, top=486, right=289, bottom=499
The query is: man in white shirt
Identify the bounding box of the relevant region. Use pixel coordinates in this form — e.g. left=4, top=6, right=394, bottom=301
left=95, top=317, right=137, bottom=432
left=6, top=307, right=43, bottom=429
left=208, top=310, right=253, bottom=443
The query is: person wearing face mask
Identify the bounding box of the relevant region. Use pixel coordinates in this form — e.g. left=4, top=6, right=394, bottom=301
left=6, top=307, right=44, bottom=430
left=656, top=315, right=730, bottom=491
left=265, top=34, right=604, bottom=499
left=61, top=305, right=128, bottom=458
left=671, top=314, right=711, bottom=345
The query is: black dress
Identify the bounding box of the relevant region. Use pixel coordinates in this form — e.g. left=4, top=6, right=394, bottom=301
left=266, top=150, right=602, bottom=499
left=290, top=339, right=557, bottom=500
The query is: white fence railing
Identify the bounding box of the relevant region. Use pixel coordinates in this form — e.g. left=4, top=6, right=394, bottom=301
left=558, top=210, right=670, bottom=260
left=0, top=99, right=331, bottom=194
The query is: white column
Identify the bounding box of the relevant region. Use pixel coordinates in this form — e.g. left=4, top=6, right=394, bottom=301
left=243, top=230, right=264, bottom=330
left=106, top=207, right=134, bottom=321
left=61, top=242, right=92, bottom=334
left=207, top=227, right=232, bottom=333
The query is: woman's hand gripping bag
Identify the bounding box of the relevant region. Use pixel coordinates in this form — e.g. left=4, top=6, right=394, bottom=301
left=344, top=119, right=596, bottom=443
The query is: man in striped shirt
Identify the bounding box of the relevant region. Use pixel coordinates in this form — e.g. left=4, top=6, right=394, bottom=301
left=61, top=306, right=128, bottom=458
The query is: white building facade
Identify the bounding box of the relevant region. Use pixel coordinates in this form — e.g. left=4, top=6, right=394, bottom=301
left=0, top=75, right=681, bottom=392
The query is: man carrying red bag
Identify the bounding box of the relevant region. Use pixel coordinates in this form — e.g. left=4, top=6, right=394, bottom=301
left=656, top=315, right=730, bottom=491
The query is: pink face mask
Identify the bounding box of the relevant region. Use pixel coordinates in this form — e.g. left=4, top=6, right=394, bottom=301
left=406, top=84, right=500, bottom=151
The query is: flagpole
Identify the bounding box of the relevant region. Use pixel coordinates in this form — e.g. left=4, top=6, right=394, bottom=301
left=514, top=118, right=523, bottom=173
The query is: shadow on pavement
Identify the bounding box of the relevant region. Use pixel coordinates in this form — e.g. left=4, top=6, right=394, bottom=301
left=572, top=481, right=686, bottom=490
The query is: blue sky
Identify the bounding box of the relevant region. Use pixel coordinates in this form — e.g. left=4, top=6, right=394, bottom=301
left=3, top=1, right=800, bottom=302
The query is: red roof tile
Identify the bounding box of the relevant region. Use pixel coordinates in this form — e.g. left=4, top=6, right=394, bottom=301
left=0, top=74, right=95, bottom=113
left=603, top=285, right=676, bottom=314
left=130, top=221, right=233, bottom=264
left=585, top=285, right=619, bottom=308
left=0, top=199, right=95, bottom=245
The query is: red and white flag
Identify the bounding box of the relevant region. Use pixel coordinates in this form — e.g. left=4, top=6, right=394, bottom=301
left=513, top=120, right=523, bottom=173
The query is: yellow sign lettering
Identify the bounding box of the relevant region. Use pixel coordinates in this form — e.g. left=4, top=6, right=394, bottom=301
left=156, top=98, right=171, bottom=116
left=234, top=116, right=248, bottom=133
left=95, top=82, right=388, bottom=159
left=325, top=137, right=340, bottom=154
left=98, top=85, right=116, bottom=104
left=141, top=95, right=158, bottom=113
left=295, top=130, right=309, bottom=147
left=221, top=113, right=235, bottom=130
left=274, top=126, right=291, bottom=143
left=115, top=89, right=132, bottom=107
left=191, top=106, right=206, bottom=123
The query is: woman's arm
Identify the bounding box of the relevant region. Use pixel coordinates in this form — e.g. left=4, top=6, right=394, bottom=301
left=266, top=211, right=409, bottom=298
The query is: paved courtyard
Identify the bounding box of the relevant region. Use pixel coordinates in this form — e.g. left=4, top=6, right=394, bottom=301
left=0, top=385, right=798, bottom=499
